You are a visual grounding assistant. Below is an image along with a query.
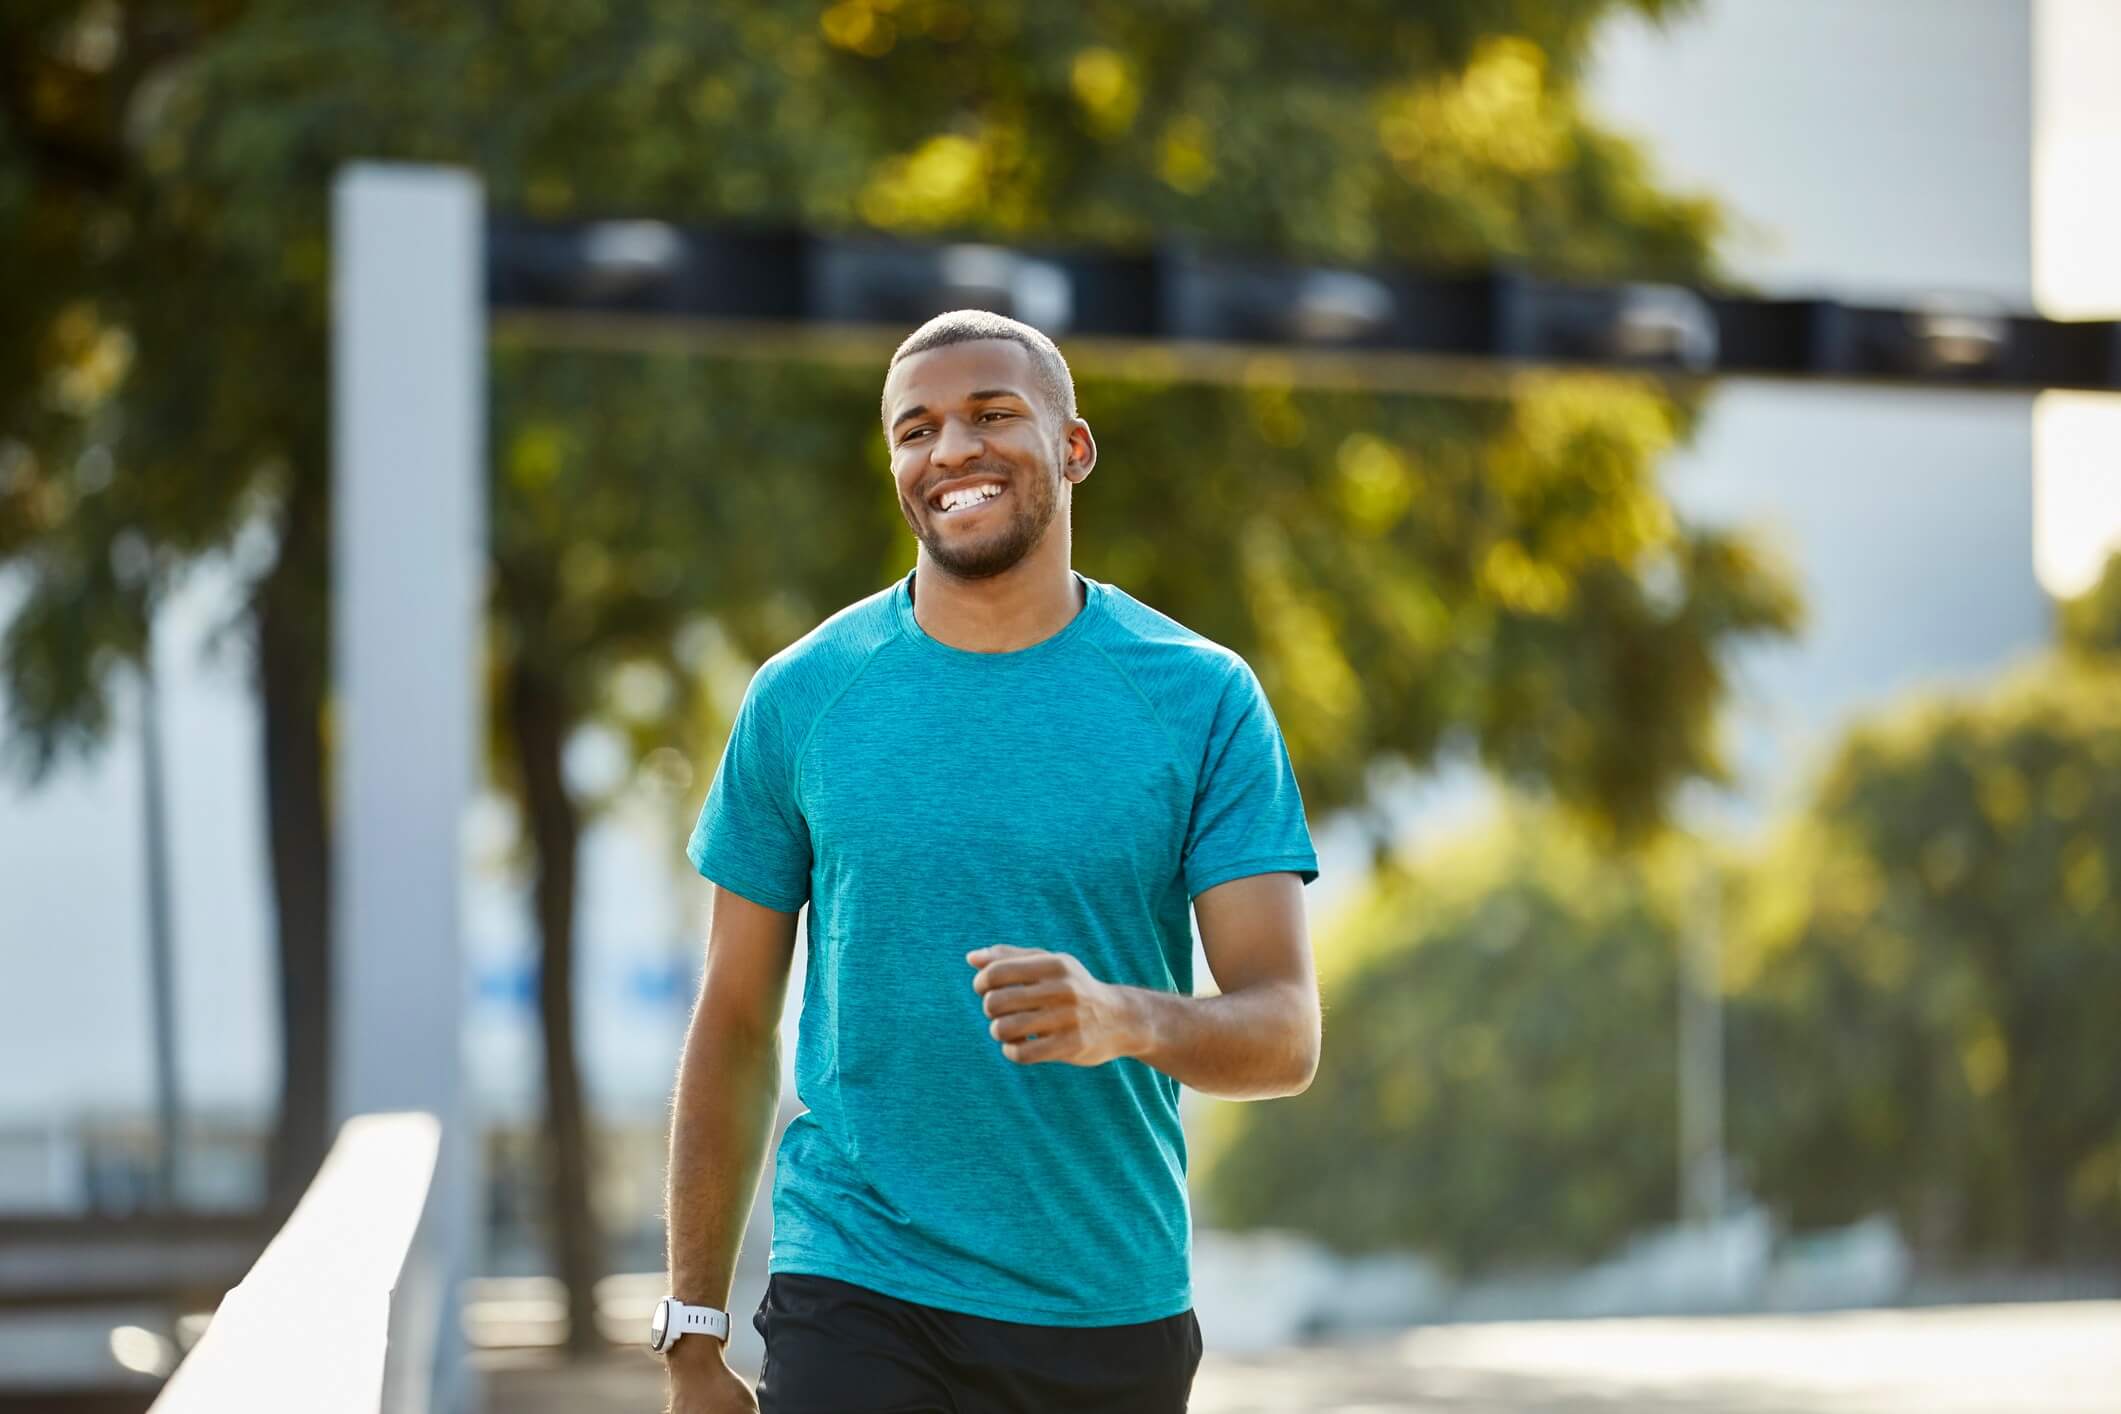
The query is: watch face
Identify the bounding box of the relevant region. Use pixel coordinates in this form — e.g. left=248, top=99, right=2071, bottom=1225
left=650, top=1299, right=670, bottom=1351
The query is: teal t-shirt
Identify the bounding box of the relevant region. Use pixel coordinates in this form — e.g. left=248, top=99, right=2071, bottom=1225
left=686, top=566, right=1319, bottom=1326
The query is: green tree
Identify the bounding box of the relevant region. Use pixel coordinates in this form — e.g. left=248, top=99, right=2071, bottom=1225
left=1, top=0, right=337, bottom=1211
left=3, top=0, right=1798, bottom=1350
left=2058, top=548, right=2121, bottom=660
left=1198, top=816, right=1699, bottom=1270
left=1727, top=653, right=2121, bottom=1264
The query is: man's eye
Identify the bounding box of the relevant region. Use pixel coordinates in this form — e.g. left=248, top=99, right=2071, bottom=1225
left=980, top=410, right=1010, bottom=421
left=900, top=428, right=931, bottom=442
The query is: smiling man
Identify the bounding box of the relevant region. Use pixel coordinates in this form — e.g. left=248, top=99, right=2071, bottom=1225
left=661, top=310, right=1321, bottom=1414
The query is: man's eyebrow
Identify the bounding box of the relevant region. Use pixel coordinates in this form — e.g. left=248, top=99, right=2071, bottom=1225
left=889, top=388, right=1029, bottom=432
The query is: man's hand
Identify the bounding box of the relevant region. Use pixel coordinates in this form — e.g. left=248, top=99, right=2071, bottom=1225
left=966, top=945, right=1141, bottom=1067
left=665, top=1345, right=756, bottom=1414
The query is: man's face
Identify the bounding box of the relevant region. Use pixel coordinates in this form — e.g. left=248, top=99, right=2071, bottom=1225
left=881, top=339, right=1084, bottom=580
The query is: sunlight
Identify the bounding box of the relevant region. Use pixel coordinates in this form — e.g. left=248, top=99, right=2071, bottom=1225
left=2030, top=2, right=2121, bottom=598
left=2033, top=395, right=2121, bottom=598
left=2034, top=1, right=2121, bottom=319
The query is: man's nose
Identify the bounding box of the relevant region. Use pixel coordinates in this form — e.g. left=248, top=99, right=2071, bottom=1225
left=929, top=415, right=984, bottom=468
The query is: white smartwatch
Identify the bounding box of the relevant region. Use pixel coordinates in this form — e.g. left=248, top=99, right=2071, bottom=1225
left=649, top=1296, right=731, bottom=1353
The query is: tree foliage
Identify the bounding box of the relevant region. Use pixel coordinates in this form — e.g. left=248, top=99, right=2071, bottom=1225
left=1727, top=650, right=2121, bottom=1264
left=2058, top=547, right=2121, bottom=661
left=1218, top=557, right=2121, bottom=1272
left=3, top=0, right=1800, bottom=1342
left=1200, top=818, right=1693, bottom=1270
left=5, top=0, right=1761, bottom=799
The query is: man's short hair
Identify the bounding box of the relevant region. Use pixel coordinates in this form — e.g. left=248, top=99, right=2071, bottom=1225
left=883, top=310, right=1078, bottom=427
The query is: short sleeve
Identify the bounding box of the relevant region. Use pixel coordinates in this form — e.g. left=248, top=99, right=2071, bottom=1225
left=1182, top=659, right=1320, bottom=899
left=685, top=666, right=812, bottom=912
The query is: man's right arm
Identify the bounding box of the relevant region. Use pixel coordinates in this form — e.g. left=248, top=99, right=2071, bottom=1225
left=664, top=883, right=800, bottom=1392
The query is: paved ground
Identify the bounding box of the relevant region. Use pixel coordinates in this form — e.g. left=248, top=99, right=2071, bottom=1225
left=480, top=1300, right=2121, bottom=1412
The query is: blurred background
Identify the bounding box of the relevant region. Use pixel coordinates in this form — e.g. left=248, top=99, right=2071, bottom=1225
left=3, top=0, right=2119, bottom=1410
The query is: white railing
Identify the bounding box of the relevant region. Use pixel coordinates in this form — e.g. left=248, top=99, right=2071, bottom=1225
left=148, top=1112, right=440, bottom=1413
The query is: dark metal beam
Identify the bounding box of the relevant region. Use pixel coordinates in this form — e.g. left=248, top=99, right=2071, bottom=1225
left=485, top=217, right=2120, bottom=393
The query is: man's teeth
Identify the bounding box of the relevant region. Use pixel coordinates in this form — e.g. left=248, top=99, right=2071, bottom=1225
left=938, top=485, right=1003, bottom=512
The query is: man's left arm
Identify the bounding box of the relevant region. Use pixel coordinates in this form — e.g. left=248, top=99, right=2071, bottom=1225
left=968, top=870, right=1319, bottom=1100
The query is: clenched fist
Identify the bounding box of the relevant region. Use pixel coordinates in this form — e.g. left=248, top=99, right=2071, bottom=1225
left=966, top=945, right=1141, bottom=1068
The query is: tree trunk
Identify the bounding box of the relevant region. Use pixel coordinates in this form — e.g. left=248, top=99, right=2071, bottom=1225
left=255, top=469, right=333, bottom=1215
left=507, top=657, right=604, bottom=1357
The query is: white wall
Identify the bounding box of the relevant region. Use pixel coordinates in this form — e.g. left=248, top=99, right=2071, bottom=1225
left=1660, top=383, right=2048, bottom=819
left=2029, top=1, right=2121, bottom=603
left=2035, top=0, right=2121, bottom=318
left=1589, top=0, right=2033, bottom=305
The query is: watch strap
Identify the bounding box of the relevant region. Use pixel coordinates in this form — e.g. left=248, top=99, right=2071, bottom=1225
left=671, top=1300, right=731, bottom=1344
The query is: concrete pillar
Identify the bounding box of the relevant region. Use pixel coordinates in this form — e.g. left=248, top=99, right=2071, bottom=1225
left=331, top=162, right=485, bottom=1414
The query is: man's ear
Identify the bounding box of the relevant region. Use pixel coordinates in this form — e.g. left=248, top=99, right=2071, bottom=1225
left=1062, top=420, right=1097, bottom=482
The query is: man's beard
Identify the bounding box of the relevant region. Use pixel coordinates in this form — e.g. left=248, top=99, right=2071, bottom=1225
left=906, top=467, right=1059, bottom=580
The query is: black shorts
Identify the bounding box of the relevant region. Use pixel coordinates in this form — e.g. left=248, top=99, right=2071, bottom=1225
left=752, top=1271, right=1203, bottom=1414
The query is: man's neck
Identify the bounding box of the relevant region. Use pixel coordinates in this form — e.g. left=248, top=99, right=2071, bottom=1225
left=909, top=555, right=1084, bottom=654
